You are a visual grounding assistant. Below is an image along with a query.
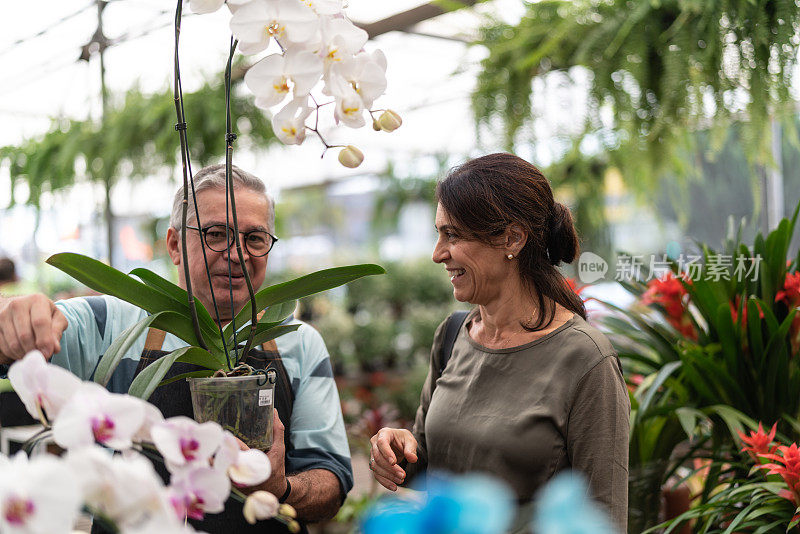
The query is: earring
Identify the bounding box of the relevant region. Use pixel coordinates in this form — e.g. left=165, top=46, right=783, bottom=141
left=507, top=254, right=514, bottom=260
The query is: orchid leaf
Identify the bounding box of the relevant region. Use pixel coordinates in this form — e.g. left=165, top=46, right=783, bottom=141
left=130, top=267, right=219, bottom=335
left=233, top=325, right=301, bottom=358
left=158, top=369, right=215, bottom=387
left=224, top=299, right=297, bottom=342
left=228, top=264, right=385, bottom=337
left=94, top=312, right=165, bottom=386
left=47, top=253, right=186, bottom=319
left=128, top=347, right=216, bottom=400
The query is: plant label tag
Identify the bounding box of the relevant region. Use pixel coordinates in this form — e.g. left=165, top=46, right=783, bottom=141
left=259, top=389, right=273, bottom=407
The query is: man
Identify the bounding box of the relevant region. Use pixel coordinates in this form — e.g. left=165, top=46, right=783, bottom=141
left=0, top=165, right=352, bottom=531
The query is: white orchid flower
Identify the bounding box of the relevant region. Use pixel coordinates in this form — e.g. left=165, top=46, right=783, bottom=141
left=168, top=467, right=231, bottom=520
left=7, top=350, right=82, bottom=423
left=330, top=82, right=366, bottom=128
left=132, top=401, right=165, bottom=443
left=0, top=452, right=82, bottom=534
left=272, top=97, right=313, bottom=144
left=245, top=49, right=323, bottom=109
left=190, top=0, right=251, bottom=14
left=319, top=16, right=368, bottom=65
left=243, top=491, right=279, bottom=524
left=229, top=449, right=271, bottom=486
left=327, top=49, right=387, bottom=108
left=150, top=416, right=223, bottom=472
left=301, top=0, right=343, bottom=15
left=230, top=0, right=320, bottom=55
left=214, top=432, right=272, bottom=486
left=66, top=448, right=173, bottom=530
left=189, top=0, right=225, bottom=13
left=52, top=382, right=147, bottom=450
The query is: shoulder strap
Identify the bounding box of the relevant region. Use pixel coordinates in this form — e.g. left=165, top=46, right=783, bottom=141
left=439, top=310, right=469, bottom=375
left=143, top=328, right=167, bottom=351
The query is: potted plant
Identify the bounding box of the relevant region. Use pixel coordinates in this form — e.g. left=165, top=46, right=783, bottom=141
left=597, top=202, right=800, bottom=530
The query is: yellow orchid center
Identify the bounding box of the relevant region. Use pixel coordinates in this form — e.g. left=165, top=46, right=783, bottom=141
left=266, top=21, right=284, bottom=37
left=274, top=77, right=290, bottom=93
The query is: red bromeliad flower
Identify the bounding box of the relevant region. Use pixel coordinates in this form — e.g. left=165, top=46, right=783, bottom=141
left=642, top=273, right=698, bottom=340
left=758, top=443, right=800, bottom=512
left=738, top=422, right=777, bottom=462
left=776, top=272, right=800, bottom=308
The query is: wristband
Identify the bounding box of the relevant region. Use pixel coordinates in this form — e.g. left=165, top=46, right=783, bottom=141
left=278, top=478, right=291, bottom=503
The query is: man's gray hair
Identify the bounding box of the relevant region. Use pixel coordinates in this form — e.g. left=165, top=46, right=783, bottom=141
left=170, top=164, right=275, bottom=232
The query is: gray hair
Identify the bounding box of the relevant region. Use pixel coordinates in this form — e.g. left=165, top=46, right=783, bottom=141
left=170, top=164, right=275, bottom=233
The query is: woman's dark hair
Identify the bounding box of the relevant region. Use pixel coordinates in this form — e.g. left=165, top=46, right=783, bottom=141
left=436, top=152, right=587, bottom=330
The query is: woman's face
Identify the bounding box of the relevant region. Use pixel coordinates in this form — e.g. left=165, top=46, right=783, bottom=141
left=432, top=203, right=515, bottom=305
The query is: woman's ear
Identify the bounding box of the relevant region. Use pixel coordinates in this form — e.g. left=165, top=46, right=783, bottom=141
left=504, top=223, right=528, bottom=256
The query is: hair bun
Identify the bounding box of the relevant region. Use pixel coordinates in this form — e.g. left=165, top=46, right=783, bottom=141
left=546, top=202, right=578, bottom=265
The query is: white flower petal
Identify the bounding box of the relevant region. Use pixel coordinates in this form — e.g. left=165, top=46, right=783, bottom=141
left=284, top=49, right=323, bottom=96
left=228, top=448, right=271, bottom=486
left=7, top=350, right=81, bottom=422
left=243, top=491, right=279, bottom=524
left=271, top=98, right=313, bottom=144
left=189, top=0, right=226, bottom=14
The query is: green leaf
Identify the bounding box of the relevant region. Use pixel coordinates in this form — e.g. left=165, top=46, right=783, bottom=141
left=638, top=360, right=682, bottom=416
left=226, top=300, right=297, bottom=346
left=224, top=264, right=384, bottom=340
left=129, top=267, right=218, bottom=335
left=715, top=302, right=739, bottom=377
left=707, top=404, right=756, bottom=443
left=128, top=347, right=216, bottom=400
left=94, top=312, right=164, bottom=386
left=259, top=299, right=297, bottom=324
left=675, top=407, right=706, bottom=439
left=47, top=253, right=187, bottom=321
left=149, top=310, right=225, bottom=355
left=233, top=324, right=301, bottom=357
left=158, top=369, right=215, bottom=387
left=0, top=378, right=13, bottom=393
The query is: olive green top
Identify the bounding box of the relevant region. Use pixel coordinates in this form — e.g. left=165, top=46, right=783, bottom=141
left=408, top=310, right=629, bottom=530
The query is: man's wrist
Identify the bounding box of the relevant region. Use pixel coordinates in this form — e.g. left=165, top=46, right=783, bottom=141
left=278, top=477, right=292, bottom=503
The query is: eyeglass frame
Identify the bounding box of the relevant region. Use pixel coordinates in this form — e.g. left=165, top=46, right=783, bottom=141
left=184, top=224, right=278, bottom=257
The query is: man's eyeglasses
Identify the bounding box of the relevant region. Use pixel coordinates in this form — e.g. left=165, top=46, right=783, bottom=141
left=186, top=225, right=278, bottom=257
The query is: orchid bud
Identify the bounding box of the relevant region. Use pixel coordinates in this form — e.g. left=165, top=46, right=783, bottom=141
left=288, top=520, right=301, bottom=533
left=377, top=110, right=402, bottom=132
left=279, top=503, right=297, bottom=518
left=338, top=145, right=364, bottom=168
left=372, top=118, right=382, bottom=131
left=243, top=491, right=279, bottom=524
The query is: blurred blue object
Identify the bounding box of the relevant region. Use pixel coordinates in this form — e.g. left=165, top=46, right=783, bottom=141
left=422, top=472, right=515, bottom=534
left=361, top=471, right=515, bottom=534
left=532, top=472, right=618, bottom=534
left=361, top=497, right=425, bottom=534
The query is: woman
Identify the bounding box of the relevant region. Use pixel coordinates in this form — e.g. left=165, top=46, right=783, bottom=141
left=368, top=153, right=629, bottom=529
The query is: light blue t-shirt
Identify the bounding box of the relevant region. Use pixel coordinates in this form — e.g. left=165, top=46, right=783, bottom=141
left=51, top=295, right=353, bottom=494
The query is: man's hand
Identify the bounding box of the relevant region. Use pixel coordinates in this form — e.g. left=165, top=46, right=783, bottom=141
left=0, top=294, right=67, bottom=364
left=369, top=427, right=418, bottom=491
left=242, top=409, right=343, bottom=521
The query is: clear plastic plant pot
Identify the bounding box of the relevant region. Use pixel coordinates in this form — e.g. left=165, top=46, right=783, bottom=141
left=188, top=370, right=276, bottom=451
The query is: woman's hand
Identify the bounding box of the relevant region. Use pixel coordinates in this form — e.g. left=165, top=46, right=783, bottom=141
left=368, top=427, right=418, bottom=491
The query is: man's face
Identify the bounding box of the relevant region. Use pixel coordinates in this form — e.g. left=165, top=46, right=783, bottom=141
left=167, top=186, right=271, bottom=323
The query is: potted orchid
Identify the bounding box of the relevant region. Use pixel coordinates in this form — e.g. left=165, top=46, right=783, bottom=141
left=4, top=0, right=402, bottom=448
left=1, top=351, right=299, bottom=532
left=0, top=0, right=400, bottom=529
